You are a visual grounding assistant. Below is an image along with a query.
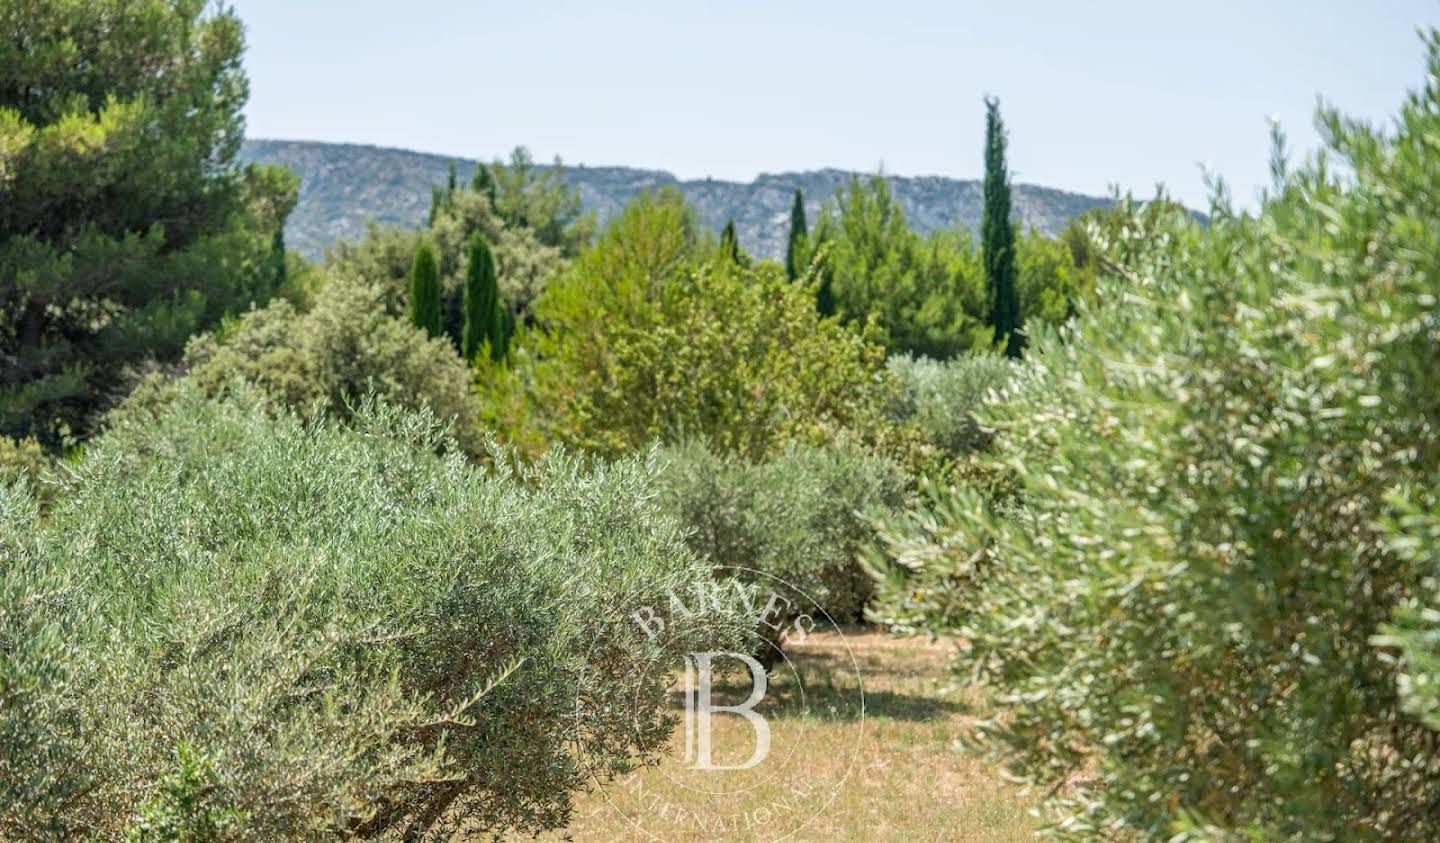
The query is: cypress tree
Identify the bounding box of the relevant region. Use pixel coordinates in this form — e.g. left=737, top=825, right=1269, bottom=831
left=429, top=162, right=461, bottom=227
left=492, top=300, right=513, bottom=361
left=983, top=97, right=1023, bottom=358
left=410, top=240, right=442, bottom=338
left=462, top=233, right=503, bottom=362
left=427, top=185, right=444, bottom=227
left=270, top=229, right=287, bottom=295
left=785, top=188, right=807, bottom=281
left=808, top=217, right=838, bottom=316
left=816, top=270, right=837, bottom=317
left=719, top=219, right=747, bottom=266
left=472, top=162, right=498, bottom=209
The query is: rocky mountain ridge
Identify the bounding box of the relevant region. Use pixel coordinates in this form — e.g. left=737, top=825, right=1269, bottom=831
left=241, top=138, right=1129, bottom=259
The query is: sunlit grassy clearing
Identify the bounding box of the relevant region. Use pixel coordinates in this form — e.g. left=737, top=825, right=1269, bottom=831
left=509, top=630, right=1035, bottom=842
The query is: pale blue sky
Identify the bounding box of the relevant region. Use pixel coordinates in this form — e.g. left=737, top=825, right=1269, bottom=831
left=234, top=1, right=1439, bottom=209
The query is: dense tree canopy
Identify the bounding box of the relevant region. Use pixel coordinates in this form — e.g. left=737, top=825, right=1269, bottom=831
left=0, top=0, right=296, bottom=446
left=479, top=189, right=894, bottom=460
left=804, top=176, right=990, bottom=358
left=327, top=153, right=586, bottom=349
left=126, top=276, right=486, bottom=455
left=486, top=147, right=595, bottom=256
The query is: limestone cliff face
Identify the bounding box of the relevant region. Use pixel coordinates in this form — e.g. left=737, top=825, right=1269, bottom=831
left=241, top=138, right=1130, bottom=259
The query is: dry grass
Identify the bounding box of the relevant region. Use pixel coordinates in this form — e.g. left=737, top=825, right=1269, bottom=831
left=502, top=629, right=1035, bottom=842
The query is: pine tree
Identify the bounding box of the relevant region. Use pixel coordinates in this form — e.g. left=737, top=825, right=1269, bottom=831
left=410, top=240, right=442, bottom=338
left=462, top=233, right=504, bottom=362
left=983, top=97, right=1023, bottom=358
left=0, top=0, right=297, bottom=445
left=785, top=188, right=807, bottom=281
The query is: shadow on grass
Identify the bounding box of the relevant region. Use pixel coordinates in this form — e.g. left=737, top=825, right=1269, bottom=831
left=664, top=655, right=971, bottom=723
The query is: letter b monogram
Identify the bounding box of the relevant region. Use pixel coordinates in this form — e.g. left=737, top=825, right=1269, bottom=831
left=682, top=652, right=771, bottom=771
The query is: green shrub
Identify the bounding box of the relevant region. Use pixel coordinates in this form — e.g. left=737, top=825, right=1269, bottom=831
left=884, top=353, right=1012, bottom=456
left=656, top=440, right=909, bottom=637
left=0, top=435, right=51, bottom=501
left=499, top=190, right=895, bottom=460
left=156, top=278, right=485, bottom=454
left=0, top=386, right=748, bottom=839
left=868, top=36, right=1440, bottom=840
left=127, top=744, right=243, bottom=842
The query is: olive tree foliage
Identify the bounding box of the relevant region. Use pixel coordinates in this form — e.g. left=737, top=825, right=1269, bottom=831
left=124, top=278, right=486, bottom=455
left=0, top=0, right=297, bottom=447
left=483, top=188, right=894, bottom=461
left=1060, top=192, right=1190, bottom=275
left=867, top=38, right=1440, bottom=840
left=0, top=386, right=750, bottom=840
left=883, top=353, right=1012, bottom=457
left=656, top=440, right=909, bottom=637
left=1375, top=495, right=1440, bottom=736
